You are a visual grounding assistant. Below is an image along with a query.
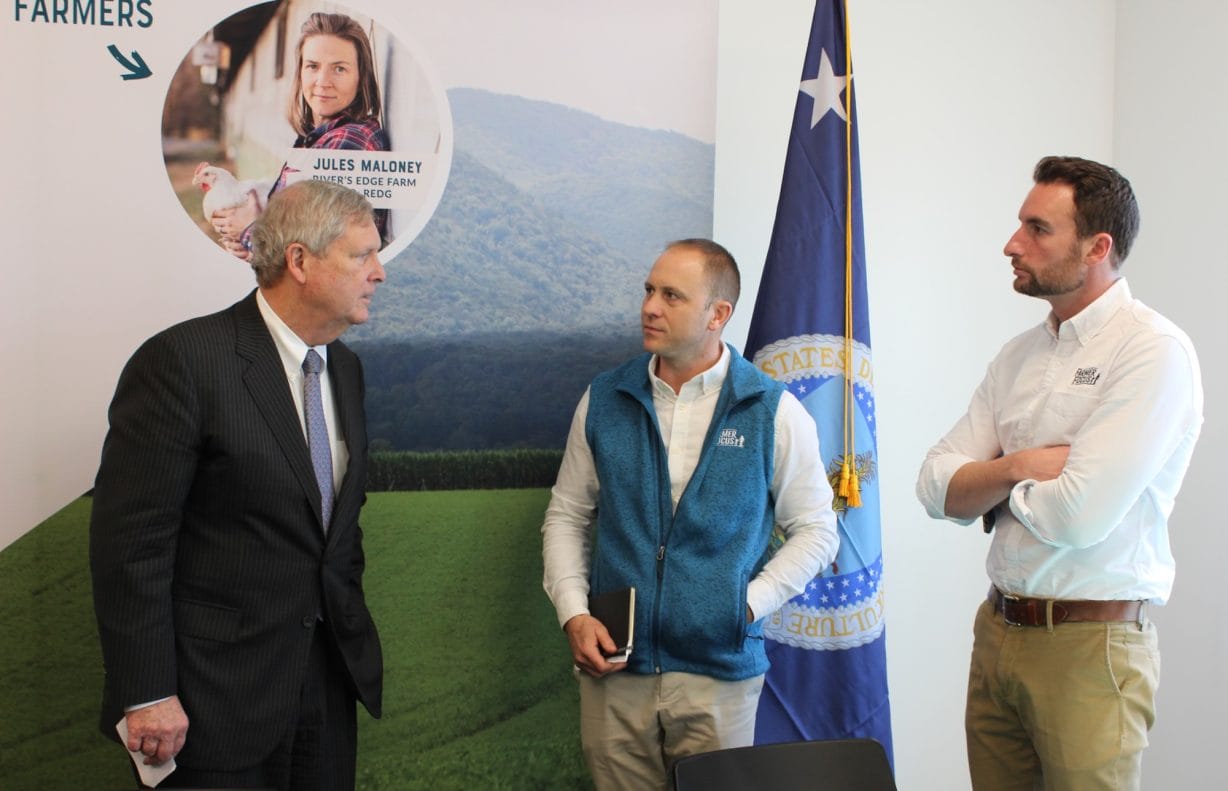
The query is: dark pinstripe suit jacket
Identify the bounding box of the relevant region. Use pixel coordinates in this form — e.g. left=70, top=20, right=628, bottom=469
left=89, top=291, right=383, bottom=770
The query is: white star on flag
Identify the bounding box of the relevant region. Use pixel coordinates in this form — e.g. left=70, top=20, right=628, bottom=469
left=799, top=48, right=849, bottom=129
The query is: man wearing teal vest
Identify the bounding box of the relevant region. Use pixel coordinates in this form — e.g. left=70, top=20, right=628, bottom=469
left=542, top=239, right=840, bottom=790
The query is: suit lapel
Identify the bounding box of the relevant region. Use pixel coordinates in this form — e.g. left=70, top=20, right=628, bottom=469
left=232, top=293, right=326, bottom=530
left=327, top=342, right=365, bottom=545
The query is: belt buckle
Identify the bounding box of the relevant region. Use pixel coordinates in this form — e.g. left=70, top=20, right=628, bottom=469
left=1001, top=592, right=1024, bottom=626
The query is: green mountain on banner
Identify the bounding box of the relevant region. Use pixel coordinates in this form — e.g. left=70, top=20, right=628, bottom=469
left=448, top=87, right=715, bottom=271
left=348, top=88, right=715, bottom=341
left=345, top=89, right=715, bottom=452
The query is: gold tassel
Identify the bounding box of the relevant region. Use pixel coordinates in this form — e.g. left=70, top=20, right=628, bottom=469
left=848, top=469, right=862, bottom=508
left=838, top=460, right=851, bottom=497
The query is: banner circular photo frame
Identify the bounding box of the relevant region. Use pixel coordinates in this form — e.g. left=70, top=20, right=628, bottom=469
left=162, top=0, right=452, bottom=263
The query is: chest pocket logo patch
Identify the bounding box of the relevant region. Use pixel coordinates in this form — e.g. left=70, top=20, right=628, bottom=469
left=1071, top=366, right=1101, bottom=386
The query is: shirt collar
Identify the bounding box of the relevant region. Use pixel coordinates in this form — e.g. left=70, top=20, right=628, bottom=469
left=1047, top=278, right=1132, bottom=344
left=647, top=343, right=731, bottom=398
left=256, top=289, right=328, bottom=376
left=301, top=114, right=357, bottom=146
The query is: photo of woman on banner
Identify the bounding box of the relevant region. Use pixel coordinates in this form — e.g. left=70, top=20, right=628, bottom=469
left=211, top=11, right=391, bottom=258
left=164, top=1, right=451, bottom=264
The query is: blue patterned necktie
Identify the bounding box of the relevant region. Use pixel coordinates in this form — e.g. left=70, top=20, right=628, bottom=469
left=302, top=349, right=334, bottom=531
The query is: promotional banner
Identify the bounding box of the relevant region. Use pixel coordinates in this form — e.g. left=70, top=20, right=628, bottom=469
left=744, top=0, right=894, bottom=761
left=1, top=2, right=717, bottom=787
left=0, top=0, right=718, bottom=547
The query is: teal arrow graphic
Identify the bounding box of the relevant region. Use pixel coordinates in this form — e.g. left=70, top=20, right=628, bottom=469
left=107, top=45, right=151, bottom=80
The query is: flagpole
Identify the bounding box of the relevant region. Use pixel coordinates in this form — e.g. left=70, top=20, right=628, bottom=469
left=840, top=0, right=862, bottom=508
left=744, top=0, right=892, bottom=758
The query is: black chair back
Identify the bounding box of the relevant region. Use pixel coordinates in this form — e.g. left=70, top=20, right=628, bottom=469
left=672, top=738, right=896, bottom=791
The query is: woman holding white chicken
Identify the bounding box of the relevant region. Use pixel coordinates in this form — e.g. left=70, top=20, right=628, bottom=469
left=211, top=11, right=390, bottom=258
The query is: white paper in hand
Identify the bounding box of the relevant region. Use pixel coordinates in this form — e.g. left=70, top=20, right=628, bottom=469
left=116, top=717, right=177, bottom=787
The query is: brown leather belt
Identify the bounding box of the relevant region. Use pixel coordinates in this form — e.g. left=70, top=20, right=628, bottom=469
left=989, top=587, right=1145, bottom=628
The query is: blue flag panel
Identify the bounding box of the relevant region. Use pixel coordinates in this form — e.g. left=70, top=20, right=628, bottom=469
left=744, top=0, right=893, bottom=763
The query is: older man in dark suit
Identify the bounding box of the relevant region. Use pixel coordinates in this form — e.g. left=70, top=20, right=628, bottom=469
left=90, top=179, right=386, bottom=790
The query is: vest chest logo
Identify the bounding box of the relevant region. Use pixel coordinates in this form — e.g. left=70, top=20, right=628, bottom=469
left=716, top=428, right=746, bottom=448
left=1071, top=366, right=1101, bottom=386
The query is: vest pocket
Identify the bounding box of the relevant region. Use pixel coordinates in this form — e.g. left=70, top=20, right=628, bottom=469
left=735, top=570, right=750, bottom=648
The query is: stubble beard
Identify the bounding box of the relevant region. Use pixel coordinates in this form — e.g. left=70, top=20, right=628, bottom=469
left=1012, top=246, right=1085, bottom=298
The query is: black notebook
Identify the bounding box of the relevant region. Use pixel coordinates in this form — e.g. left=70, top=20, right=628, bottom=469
left=588, top=587, right=636, bottom=663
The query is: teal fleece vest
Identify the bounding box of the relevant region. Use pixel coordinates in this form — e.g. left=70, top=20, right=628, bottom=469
left=584, top=348, right=784, bottom=680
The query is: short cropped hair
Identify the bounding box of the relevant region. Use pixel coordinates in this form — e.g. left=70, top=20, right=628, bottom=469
left=1033, top=156, right=1140, bottom=267
left=249, top=180, right=374, bottom=288
left=666, top=238, right=741, bottom=308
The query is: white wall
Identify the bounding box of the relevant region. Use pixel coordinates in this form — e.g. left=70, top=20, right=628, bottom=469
left=717, top=1, right=1222, bottom=788
left=1114, top=1, right=1228, bottom=786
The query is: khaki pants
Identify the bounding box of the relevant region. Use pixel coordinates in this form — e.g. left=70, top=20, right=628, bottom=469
left=966, top=598, right=1159, bottom=791
left=578, top=671, right=764, bottom=791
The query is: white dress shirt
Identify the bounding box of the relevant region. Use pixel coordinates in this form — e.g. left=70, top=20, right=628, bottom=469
left=542, top=345, right=840, bottom=627
left=256, top=289, right=348, bottom=492
left=917, top=279, right=1203, bottom=603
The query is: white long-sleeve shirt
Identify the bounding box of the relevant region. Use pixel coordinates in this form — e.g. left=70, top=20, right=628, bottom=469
left=917, top=279, right=1203, bottom=604
left=542, top=346, right=840, bottom=628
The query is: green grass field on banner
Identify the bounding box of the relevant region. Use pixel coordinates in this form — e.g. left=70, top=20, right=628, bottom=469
left=0, top=491, right=592, bottom=791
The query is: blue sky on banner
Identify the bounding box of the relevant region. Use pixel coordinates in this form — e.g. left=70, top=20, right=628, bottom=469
left=744, top=0, right=892, bottom=753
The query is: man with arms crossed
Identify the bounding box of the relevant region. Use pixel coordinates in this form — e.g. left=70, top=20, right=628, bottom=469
left=916, top=156, right=1203, bottom=790
left=90, top=180, right=385, bottom=790
left=543, top=239, right=840, bottom=790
